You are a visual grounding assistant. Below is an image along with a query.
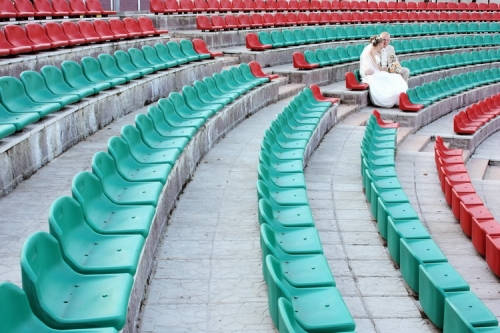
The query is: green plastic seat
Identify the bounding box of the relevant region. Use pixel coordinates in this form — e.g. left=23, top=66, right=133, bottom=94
left=447, top=22, right=458, bottom=33
left=420, top=38, right=431, bottom=51
left=153, top=43, right=182, bottom=67
left=278, top=298, right=308, bottom=333
left=335, top=26, right=347, bottom=40
left=428, top=37, right=439, bottom=51
left=293, top=29, right=307, bottom=44
left=114, top=50, right=155, bottom=76
left=443, top=291, right=498, bottom=332
left=180, top=39, right=210, bottom=60
left=431, top=81, right=450, bottom=100
left=457, top=22, right=468, bottom=34
left=167, top=41, right=196, bottom=63
left=399, top=238, right=447, bottom=293
left=98, top=53, right=142, bottom=82
left=0, top=103, right=39, bottom=131
left=221, top=69, right=254, bottom=92
left=409, top=59, right=423, bottom=75
left=419, top=262, right=470, bottom=328
left=91, top=151, right=164, bottom=206
left=482, top=69, right=496, bottom=84
left=355, top=25, right=367, bottom=39
left=266, top=255, right=356, bottom=332
left=207, top=74, right=242, bottom=99
left=61, top=60, right=113, bottom=94
left=182, top=85, right=224, bottom=112
left=258, top=162, right=306, bottom=189
left=40, top=65, right=95, bottom=100
left=424, top=57, right=438, bottom=72
left=81, top=57, right=127, bottom=87
left=200, top=77, right=237, bottom=103
left=304, top=50, right=321, bottom=66
left=323, top=27, right=336, bottom=41
left=282, top=106, right=319, bottom=126
left=406, top=88, right=429, bottom=107
left=128, top=47, right=165, bottom=72
left=21, top=232, right=134, bottom=330
left=276, top=112, right=315, bottom=134
left=314, top=27, right=327, bottom=42
left=141, top=45, right=176, bottom=70
left=468, top=22, right=479, bottom=34
left=365, top=24, right=376, bottom=37
left=451, top=75, right=468, bottom=93
left=345, top=45, right=358, bottom=61
left=0, top=77, right=61, bottom=117
left=259, top=31, right=275, bottom=47
left=416, top=85, right=436, bottom=104
left=282, top=30, right=298, bottom=46
left=259, top=217, right=333, bottom=287
left=402, top=39, right=413, bottom=53
left=438, top=23, right=449, bottom=34
left=377, top=200, right=419, bottom=240
left=421, top=83, right=441, bottom=102
left=303, top=28, right=318, bottom=43
left=391, top=40, right=402, bottom=53
left=473, top=35, right=484, bottom=47
left=370, top=184, right=407, bottom=218
left=387, top=217, right=430, bottom=264
left=429, top=22, right=440, bottom=35
left=0, top=123, right=15, bottom=139
left=270, top=121, right=310, bottom=145
left=168, top=91, right=214, bottom=120
left=259, top=150, right=303, bottom=174
left=270, top=30, right=287, bottom=47
left=230, top=66, right=261, bottom=88
left=463, top=35, right=474, bottom=48
left=49, top=196, right=145, bottom=275
left=107, top=134, right=172, bottom=184
left=438, top=37, right=449, bottom=50
left=157, top=98, right=206, bottom=129
left=447, top=36, right=457, bottom=49
left=344, top=26, right=356, bottom=40
left=490, top=22, right=500, bottom=34
left=0, top=282, right=119, bottom=333
left=434, top=55, right=447, bottom=70
left=325, top=47, right=341, bottom=64
left=240, top=62, right=269, bottom=85
left=461, top=52, right=473, bottom=65
left=20, top=71, right=80, bottom=108
left=401, top=24, right=413, bottom=37
left=121, top=124, right=182, bottom=163
left=336, top=46, right=350, bottom=63
left=136, top=112, right=192, bottom=151
left=72, top=171, right=155, bottom=237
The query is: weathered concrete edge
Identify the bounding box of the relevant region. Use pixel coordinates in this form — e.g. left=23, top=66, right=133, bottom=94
left=0, top=59, right=224, bottom=198
left=124, top=79, right=282, bottom=333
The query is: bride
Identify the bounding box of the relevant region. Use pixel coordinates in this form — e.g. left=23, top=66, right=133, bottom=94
left=360, top=35, right=408, bottom=108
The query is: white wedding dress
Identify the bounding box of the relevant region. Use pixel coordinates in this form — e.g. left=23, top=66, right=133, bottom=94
left=359, top=45, right=408, bottom=108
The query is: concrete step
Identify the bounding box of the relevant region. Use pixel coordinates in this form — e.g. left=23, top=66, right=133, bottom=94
left=467, top=158, right=489, bottom=180
left=336, top=103, right=360, bottom=123
left=221, top=56, right=240, bottom=67
left=278, top=83, right=306, bottom=100
left=398, top=134, right=431, bottom=152
left=396, top=127, right=413, bottom=146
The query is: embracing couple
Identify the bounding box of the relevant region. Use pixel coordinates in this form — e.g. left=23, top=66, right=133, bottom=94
left=360, top=32, right=409, bottom=108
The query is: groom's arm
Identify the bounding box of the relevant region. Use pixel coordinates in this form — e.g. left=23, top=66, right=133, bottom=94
left=390, top=46, right=400, bottom=63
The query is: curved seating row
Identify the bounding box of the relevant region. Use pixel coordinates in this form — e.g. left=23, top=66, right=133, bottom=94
left=198, top=11, right=500, bottom=31
left=0, top=17, right=168, bottom=57
left=256, top=85, right=357, bottom=332
left=248, top=26, right=500, bottom=53
left=0, top=61, right=277, bottom=332
left=0, top=0, right=115, bottom=20
left=454, top=94, right=500, bottom=135
left=434, top=136, right=500, bottom=278
left=362, top=111, right=499, bottom=332
left=151, top=0, right=500, bottom=15
left=0, top=39, right=218, bottom=140
left=400, top=67, right=500, bottom=112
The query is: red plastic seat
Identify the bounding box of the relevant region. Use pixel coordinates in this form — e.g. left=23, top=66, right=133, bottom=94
left=179, top=0, right=196, bottom=12
left=428, top=11, right=438, bottom=21
left=351, top=11, right=362, bottom=23
left=265, top=0, right=278, bottom=11
left=308, top=12, right=319, bottom=25
left=249, top=61, right=278, bottom=80
left=408, top=11, right=418, bottom=22
left=52, top=0, right=84, bottom=16
left=340, top=1, right=350, bottom=10
left=0, top=29, right=28, bottom=55
left=340, top=11, right=352, bottom=23
left=436, top=2, right=447, bottom=10
left=69, top=0, right=100, bottom=15
left=382, top=1, right=392, bottom=11
left=274, top=12, right=287, bottom=26
left=320, top=0, right=331, bottom=11
left=406, top=1, right=417, bottom=11
left=350, top=0, right=360, bottom=11
left=417, top=1, right=427, bottom=10
left=26, top=22, right=67, bottom=48
left=206, top=0, right=220, bottom=12
left=237, top=14, right=255, bottom=28
left=361, top=11, right=372, bottom=23
left=486, top=233, right=500, bottom=276
left=93, top=19, right=126, bottom=40
left=109, top=18, right=140, bottom=38
left=86, top=0, right=116, bottom=15
left=318, top=12, right=330, bottom=24
left=150, top=0, right=167, bottom=13
left=123, top=17, right=149, bottom=36
left=299, top=0, right=310, bottom=11
left=211, top=14, right=229, bottom=29
left=77, top=20, right=108, bottom=42
left=197, top=14, right=218, bottom=30
left=396, top=2, right=407, bottom=10
left=448, top=11, right=459, bottom=21
left=380, top=11, right=392, bottom=23
left=0, top=0, right=18, bottom=18
left=250, top=13, right=264, bottom=27
left=62, top=20, right=98, bottom=43
left=293, top=52, right=319, bottom=69
left=192, top=38, right=223, bottom=57
left=368, top=1, right=378, bottom=11
left=246, top=33, right=271, bottom=50
left=427, top=2, right=436, bottom=10
left=417, top=12, right=429, bottom=22
left=231, top=0, right=244, bottom=11
left=345, top=72, right=369, bottom=90
left=371, top=11, right=381, bottom=23
left=310, top=0, right=320, bottom=11
left=460, top=204, right=494, bottom=237
left=459, top=12, right=472, bottom=21
left=288, top=0, right=299, bottom=10
left=277, top=0, right=288, bottom=11
left=372, top=110, right=400, bottom=129
left=447, top=2, right=458, bottom=11
left=45, top=21, right=82, bottom=45
left=297, top=12, right=309, bottom=25
left=399, top=11, right=409, bottom=21
left=242, top=0, right=255, bottom=12
left=16, top=0, right=52, bottom=17
left=286, top=12, right=298, bottom=26
left=137, top=16, right=168, bottom=35
left=310, top=84, right=339, bottom=104
left=224, top=14, right=240, bottom=29
left=262, top=13, right=275, bottom=27
left=330, top=11, right=341, bottom=23
left=164, top=0, right=180, bottom=12
left=358, top=1, right=369, bottom=11
left=399, top=92, right=423, bottom=111
left=488, top=3, right=498, bottom=11
left=194, top=0, right=209, bottom=12
left=330, top=0, right=340, bottom=10
left=457, top=2, right=468, bottom=11
left=254, top=0, right=266, bottom=11
left=34, top=0, right=68, bottom=16
left=219, top=0, right=232, bottom=11
left=4, top=24, right=50, bottom=52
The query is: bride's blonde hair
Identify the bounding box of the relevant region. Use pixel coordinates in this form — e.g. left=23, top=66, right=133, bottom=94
left=369, top=35, right=382, bottom=46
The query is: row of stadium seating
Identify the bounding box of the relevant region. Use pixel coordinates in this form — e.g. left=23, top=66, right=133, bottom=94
left=0, top=17, right=167, bottom=56
left=197, top=11, right=500, bottom=30
left=401, top=68, right=500, bottom=112
left=0, top=61, right=277, bottom=331
left=247, top=28, right=500, bottom=51
left=434, top=135, right=500, bottom=278
left=151, top=0, right=500, bottom=15
left=256, top=85, right=358, bottom=332
left=362, top=111, right=499, bottom=332
left=0, top=0, right=114, bottom=20
left=0, top=39, right=219, bottom=140
left=454, top=94, right=500, bottom=135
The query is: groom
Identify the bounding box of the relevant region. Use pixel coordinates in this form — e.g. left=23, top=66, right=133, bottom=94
left=380, top=32, right=410, bottom=82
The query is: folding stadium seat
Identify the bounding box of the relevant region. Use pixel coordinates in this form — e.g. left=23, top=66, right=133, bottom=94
left=197, top=15, right=217, bottom=30
left=265, top=0, right=278, bottom=11
left=238, top=14, right=255, bottom=28
left=194, top=0, right=208, bottom=12
left=127, top=47, right=166, bottom=72
left=285, top=12, right=298, bottom=26
left=69, top=0, right=100, bottom=15
left=0, top=0, right=19, bottom=19
left=150, top=0, right=168, bottom=14
left=109, top=18, right=140, bottom=38
left=94, top=19, right=126, bottom=40
left=274, top=12, right=287, bottom=26
left=261, top=13, right=275, bottom=27
left=208, top=15, right=226, bottom=29
left=40, top=65, right=95, bottom=100
left=137, top=16, right=168, bottom=35
left=250, top=13, right=264, bottom=28
left=25, top=23, right=66, bottom=49
left=340, top=0, right=350, bottom=10
left=163, top=0, right=180, bottom=12
left=308, top=12, right=320, bottom=25
left=254, top=0, right=266, bottom=11
left=340, top=11, right=352, bottom=24
left=319, top=0, right=331, bottom=11
left=123, top=17, right=150, bottom=37
left=51, top=0, right=83, bottom=16
left=240, top=0, right=253, bottom=11
left=219, top=0, right=232, bottom=11
left=295, top=12, right=308, bottom=25
left=0, top=282, right=120, bottom=333
left=62, top=20, right=98, bottom=43
left=81, top=56, right=128, bottom=88
left=288, top=0, right=299, bottom=11
left=205, top=0, right=220, bottom=12
left=61, top=60, right=112, bottom=94
left=15, top=0, right=52, bottom=17
left=178, top=0, right=195, bottom=12
left=224, top=14, right=240, bottom=29
left=34, top=0, right=68, bottom=16
left=293, top=52, right=319, bottom=69
left=97, top=53, right=142, bottom=82
left=77, top=20, right=107, bottom=42
left=397, top=1, right=407, bottom=10
left=86, top=0, right=116, bottom=15
left=298, top=0, right=309, bottom=11
left=310, top=0, right=321, bottom=11
left=20, top=70, right=80, bottom=108
left=4, top=25, right=51, bottom=52
left=246, top=33, right=271, bottom=50
left=192, top=38, right=222, bottom=58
